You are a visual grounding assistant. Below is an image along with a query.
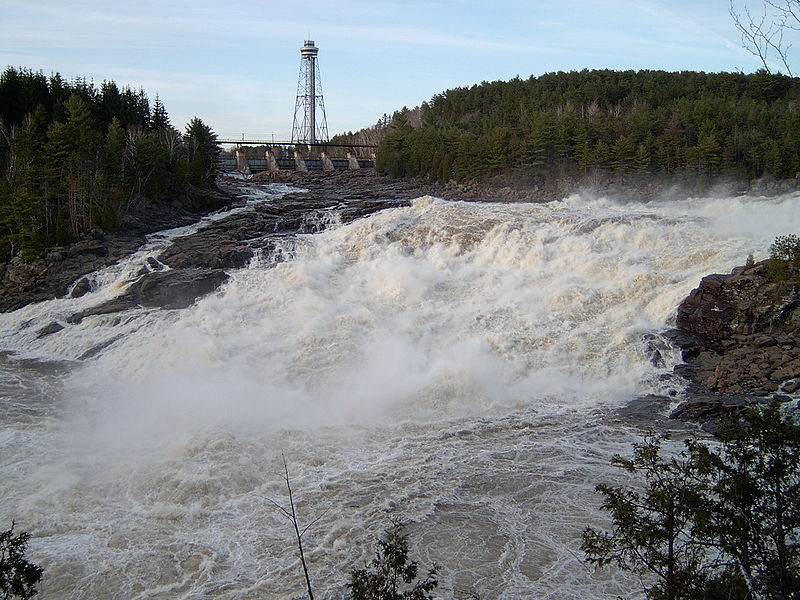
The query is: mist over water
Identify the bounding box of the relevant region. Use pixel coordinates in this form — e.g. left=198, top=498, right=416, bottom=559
left=1, top=186, right=798, bottom=599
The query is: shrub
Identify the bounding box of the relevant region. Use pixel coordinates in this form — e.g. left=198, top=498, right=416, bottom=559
left=770, top=235, right=800, bottom=265
left=766, top=235, right=800, bottom=282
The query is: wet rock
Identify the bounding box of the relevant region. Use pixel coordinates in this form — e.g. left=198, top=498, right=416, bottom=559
left=36, top=321, right=65, bottom=338
left=616, top=395, right=680, bottom=430
left=158, top=233, right=254, bottom=270
left=642, top=332, right=669, bottom=367
left=667, top=258, right=800, bottom=431
left=782, top=379, right=800, bottom=394
left=70, top=277, right=92, bottom=298
left=669, top=261, right=800, bottom=395
left=1, top=174, right=419, bottom=313
left=123, top=268, right=229, bottom=310
left=669, top=395, right=749, bottom=422
left=146, top=257, right=165, bottom=271
left=3, top=257, right=47, bottom=287
left=0, top=183, right=239, bottom=313
left=67, top=239, right=107, bottom=257
left=67, top=299, right=141, bottom=324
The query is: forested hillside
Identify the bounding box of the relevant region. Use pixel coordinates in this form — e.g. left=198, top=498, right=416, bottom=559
left=375, top=69, right=800, bottom=186
left=0, top=67, right=220, bottom=260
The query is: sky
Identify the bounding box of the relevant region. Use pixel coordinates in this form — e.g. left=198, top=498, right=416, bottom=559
left=1, top=0, right=796, bottom=141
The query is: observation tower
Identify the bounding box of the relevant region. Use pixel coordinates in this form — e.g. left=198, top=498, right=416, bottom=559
left=291, top=40, right=329, bottom=145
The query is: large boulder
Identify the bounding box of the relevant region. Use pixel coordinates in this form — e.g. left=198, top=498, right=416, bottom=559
left=675, top=263, right=800, bottom=340
left=124, top=268, right=229, bottom=309
left=668, top=260, right=800, bottom=429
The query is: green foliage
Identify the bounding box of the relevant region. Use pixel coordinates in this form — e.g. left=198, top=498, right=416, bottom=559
left=582, top=435, right=709, bottom=600
left=0, top=67, right=221, bottom=259
left=766, top=235, right=800, bottom=282
left=692, top=408, right=800, bottom=599
left=770, top=235, right=800, bottom=265
left=0, top=523, right=42, bottom=600
left=184, top=117, right=220, bottom=186
left=375, top=70, right=800, bottom=184
left=584, top=407, right=800, bottom=600
left=349, top=520, right=438, bottom=600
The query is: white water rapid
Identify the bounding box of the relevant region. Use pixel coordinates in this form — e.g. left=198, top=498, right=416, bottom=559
left=1, top=185, right=798, bottom=599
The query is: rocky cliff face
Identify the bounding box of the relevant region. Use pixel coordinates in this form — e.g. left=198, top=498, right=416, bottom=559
left=666, top=260, right=800, bottom=430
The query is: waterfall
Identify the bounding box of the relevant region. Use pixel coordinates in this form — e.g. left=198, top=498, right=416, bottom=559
left=1, top=186, right=798, bottom=599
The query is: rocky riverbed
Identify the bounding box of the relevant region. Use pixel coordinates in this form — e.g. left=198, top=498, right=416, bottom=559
left=0, top=171, right=438, bottom=313
left=2, top=170, right=797, bottom=431
left=0, top=186, right=236, bottom=312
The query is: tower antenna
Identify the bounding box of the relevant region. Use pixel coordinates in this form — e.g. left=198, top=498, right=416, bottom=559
left=291, top=39, right=329, bottom=145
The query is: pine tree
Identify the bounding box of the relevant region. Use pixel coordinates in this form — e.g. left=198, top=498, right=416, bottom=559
left=183, top=117, right=220, bottom=185
left=582, top=434, right=709, bottom=600
left=150, top=95, right=170, bottom=131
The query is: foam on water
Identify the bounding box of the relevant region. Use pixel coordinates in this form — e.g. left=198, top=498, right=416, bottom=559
left=1, top=188, right=798, bottom=599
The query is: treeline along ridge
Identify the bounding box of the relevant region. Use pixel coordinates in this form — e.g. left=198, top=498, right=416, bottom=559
left=0, top=67, right=221, bottom=260
left=370, top=69, right=800, bottom=186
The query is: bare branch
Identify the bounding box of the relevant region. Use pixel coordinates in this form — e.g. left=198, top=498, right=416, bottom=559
left=267, top=453, right=315, bottom=600
left=731, top=0, right=797, bottom=75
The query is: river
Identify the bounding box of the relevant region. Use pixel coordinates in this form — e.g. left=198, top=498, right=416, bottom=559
left=1, top=183, right=798, bottom=599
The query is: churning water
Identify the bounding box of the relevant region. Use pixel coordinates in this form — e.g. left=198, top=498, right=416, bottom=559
left=1, top=185, right=798, bottom=599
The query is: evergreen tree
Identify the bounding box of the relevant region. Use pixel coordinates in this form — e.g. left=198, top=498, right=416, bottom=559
left=582, top=434, right=709, bottom=600
left=349, top=521, right=438, bottom=600
left=0, top=522, right=42, bottom=600
left=0, top=67, right=222, bottom=257
left=183, top=117, right=220, bottom=185
left=371, top=69, right=800, bottom=184
left=585, top=407, right=800, bottom=600
left=150, top=94, right=170, bottom=131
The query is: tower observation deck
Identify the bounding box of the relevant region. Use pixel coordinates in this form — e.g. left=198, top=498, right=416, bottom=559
left=291, top=40, right=329, bottom=145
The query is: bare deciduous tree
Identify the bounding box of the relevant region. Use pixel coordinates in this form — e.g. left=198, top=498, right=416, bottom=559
left=730, top=0, right=800, bottom=75
left=268, top=454, right=331, bottom=600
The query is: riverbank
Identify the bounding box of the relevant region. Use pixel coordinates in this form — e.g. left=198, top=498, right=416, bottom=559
left=0, top=185, right=235, bottom=312
left=0, top=171, right=452, bottom=312
left=4, top=169, right=799, bottom=314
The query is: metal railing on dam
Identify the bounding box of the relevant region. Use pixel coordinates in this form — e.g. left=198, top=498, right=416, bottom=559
left=218, top=156, right=375, bottom=173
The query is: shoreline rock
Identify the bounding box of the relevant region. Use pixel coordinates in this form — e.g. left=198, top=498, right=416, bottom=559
left=664, top=259, right=800, bottom=432
left=0, top=185, right=235, bottom=312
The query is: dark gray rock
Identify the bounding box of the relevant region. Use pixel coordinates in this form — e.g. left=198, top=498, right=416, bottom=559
left=67, top=299, right=141, bottom=324
left=70, top=277, right=92, bottom=298
left=67, top=239, right=108, bottom=258
left=0, top=183, right=239, bottom=313
left=36, top=321, right=65, bottom=338
left=667, top=259, right=800, bottom=431
left=123, top=268, right=229, bottom=309
left=158, top=233, right=254, bottom=270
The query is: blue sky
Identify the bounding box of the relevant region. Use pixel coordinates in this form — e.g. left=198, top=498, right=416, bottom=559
left=0, top=0, right=794, bottom=140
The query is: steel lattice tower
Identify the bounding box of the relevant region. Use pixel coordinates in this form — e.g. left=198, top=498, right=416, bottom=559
left=291, top=40, right=329, bottom=145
